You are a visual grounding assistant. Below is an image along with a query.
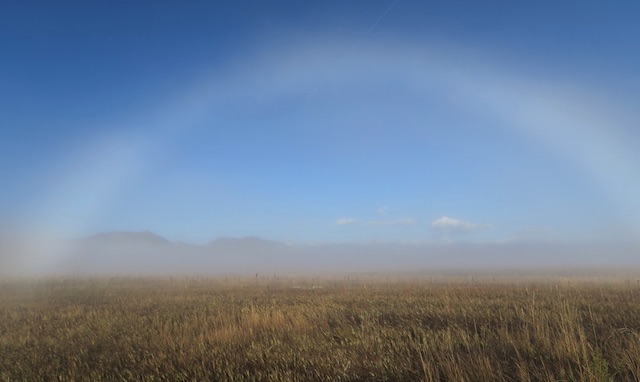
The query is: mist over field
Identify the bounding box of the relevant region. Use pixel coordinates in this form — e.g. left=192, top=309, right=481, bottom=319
left=1, top=230, right=638, bottom=276
left=1, top=1, right=639, bottom=276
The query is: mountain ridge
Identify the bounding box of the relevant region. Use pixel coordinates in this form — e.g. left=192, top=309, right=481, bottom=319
left=86, top=231, right=173, bottom=246
left=83, top=231, right=287, bottom=248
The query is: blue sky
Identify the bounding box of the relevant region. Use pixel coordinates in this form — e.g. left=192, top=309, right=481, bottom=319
left=2, top=1, right=639, bottom=247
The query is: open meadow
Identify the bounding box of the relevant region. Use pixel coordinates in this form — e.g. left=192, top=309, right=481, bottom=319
left=1, top=273, right=639, bottom=381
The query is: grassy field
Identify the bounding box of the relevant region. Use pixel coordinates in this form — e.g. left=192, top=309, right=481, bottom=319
left=1, top=274, right=639, bottom=381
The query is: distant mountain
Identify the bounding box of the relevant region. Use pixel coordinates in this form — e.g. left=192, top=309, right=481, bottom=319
left=85, top=231, right=173, bottom=246
left=82, top=232, right=290, bottom=249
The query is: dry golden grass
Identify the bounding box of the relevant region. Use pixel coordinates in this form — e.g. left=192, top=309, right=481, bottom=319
left=1, top=274, right=639, bottom=381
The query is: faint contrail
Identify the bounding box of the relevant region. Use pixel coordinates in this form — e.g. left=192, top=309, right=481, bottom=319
left=365, top=0, right=401, bottom=38
left=306, top=0, right=401, bottom=101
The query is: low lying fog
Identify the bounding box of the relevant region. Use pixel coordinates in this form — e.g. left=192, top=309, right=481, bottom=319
left=1, top=231, right=638, bottom=276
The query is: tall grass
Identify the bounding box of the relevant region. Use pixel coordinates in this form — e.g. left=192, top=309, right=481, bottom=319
left=1, top=275, right=639, bottom=381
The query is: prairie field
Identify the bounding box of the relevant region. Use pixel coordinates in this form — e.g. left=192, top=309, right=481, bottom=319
left=1, top=273, right=639, bottom=381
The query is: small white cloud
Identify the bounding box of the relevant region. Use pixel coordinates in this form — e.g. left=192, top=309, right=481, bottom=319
left=335, top=218, right=357, bottom=225
left=431, top=216, right=478, bottom=233
left=367, top=218, right=416, bottom=226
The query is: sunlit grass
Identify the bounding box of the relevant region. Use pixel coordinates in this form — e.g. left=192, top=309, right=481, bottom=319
left=1, top=274, right=639, bottom=381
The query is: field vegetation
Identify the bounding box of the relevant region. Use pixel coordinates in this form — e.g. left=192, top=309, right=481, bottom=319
left=1, top=273, right=639, bottom=381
